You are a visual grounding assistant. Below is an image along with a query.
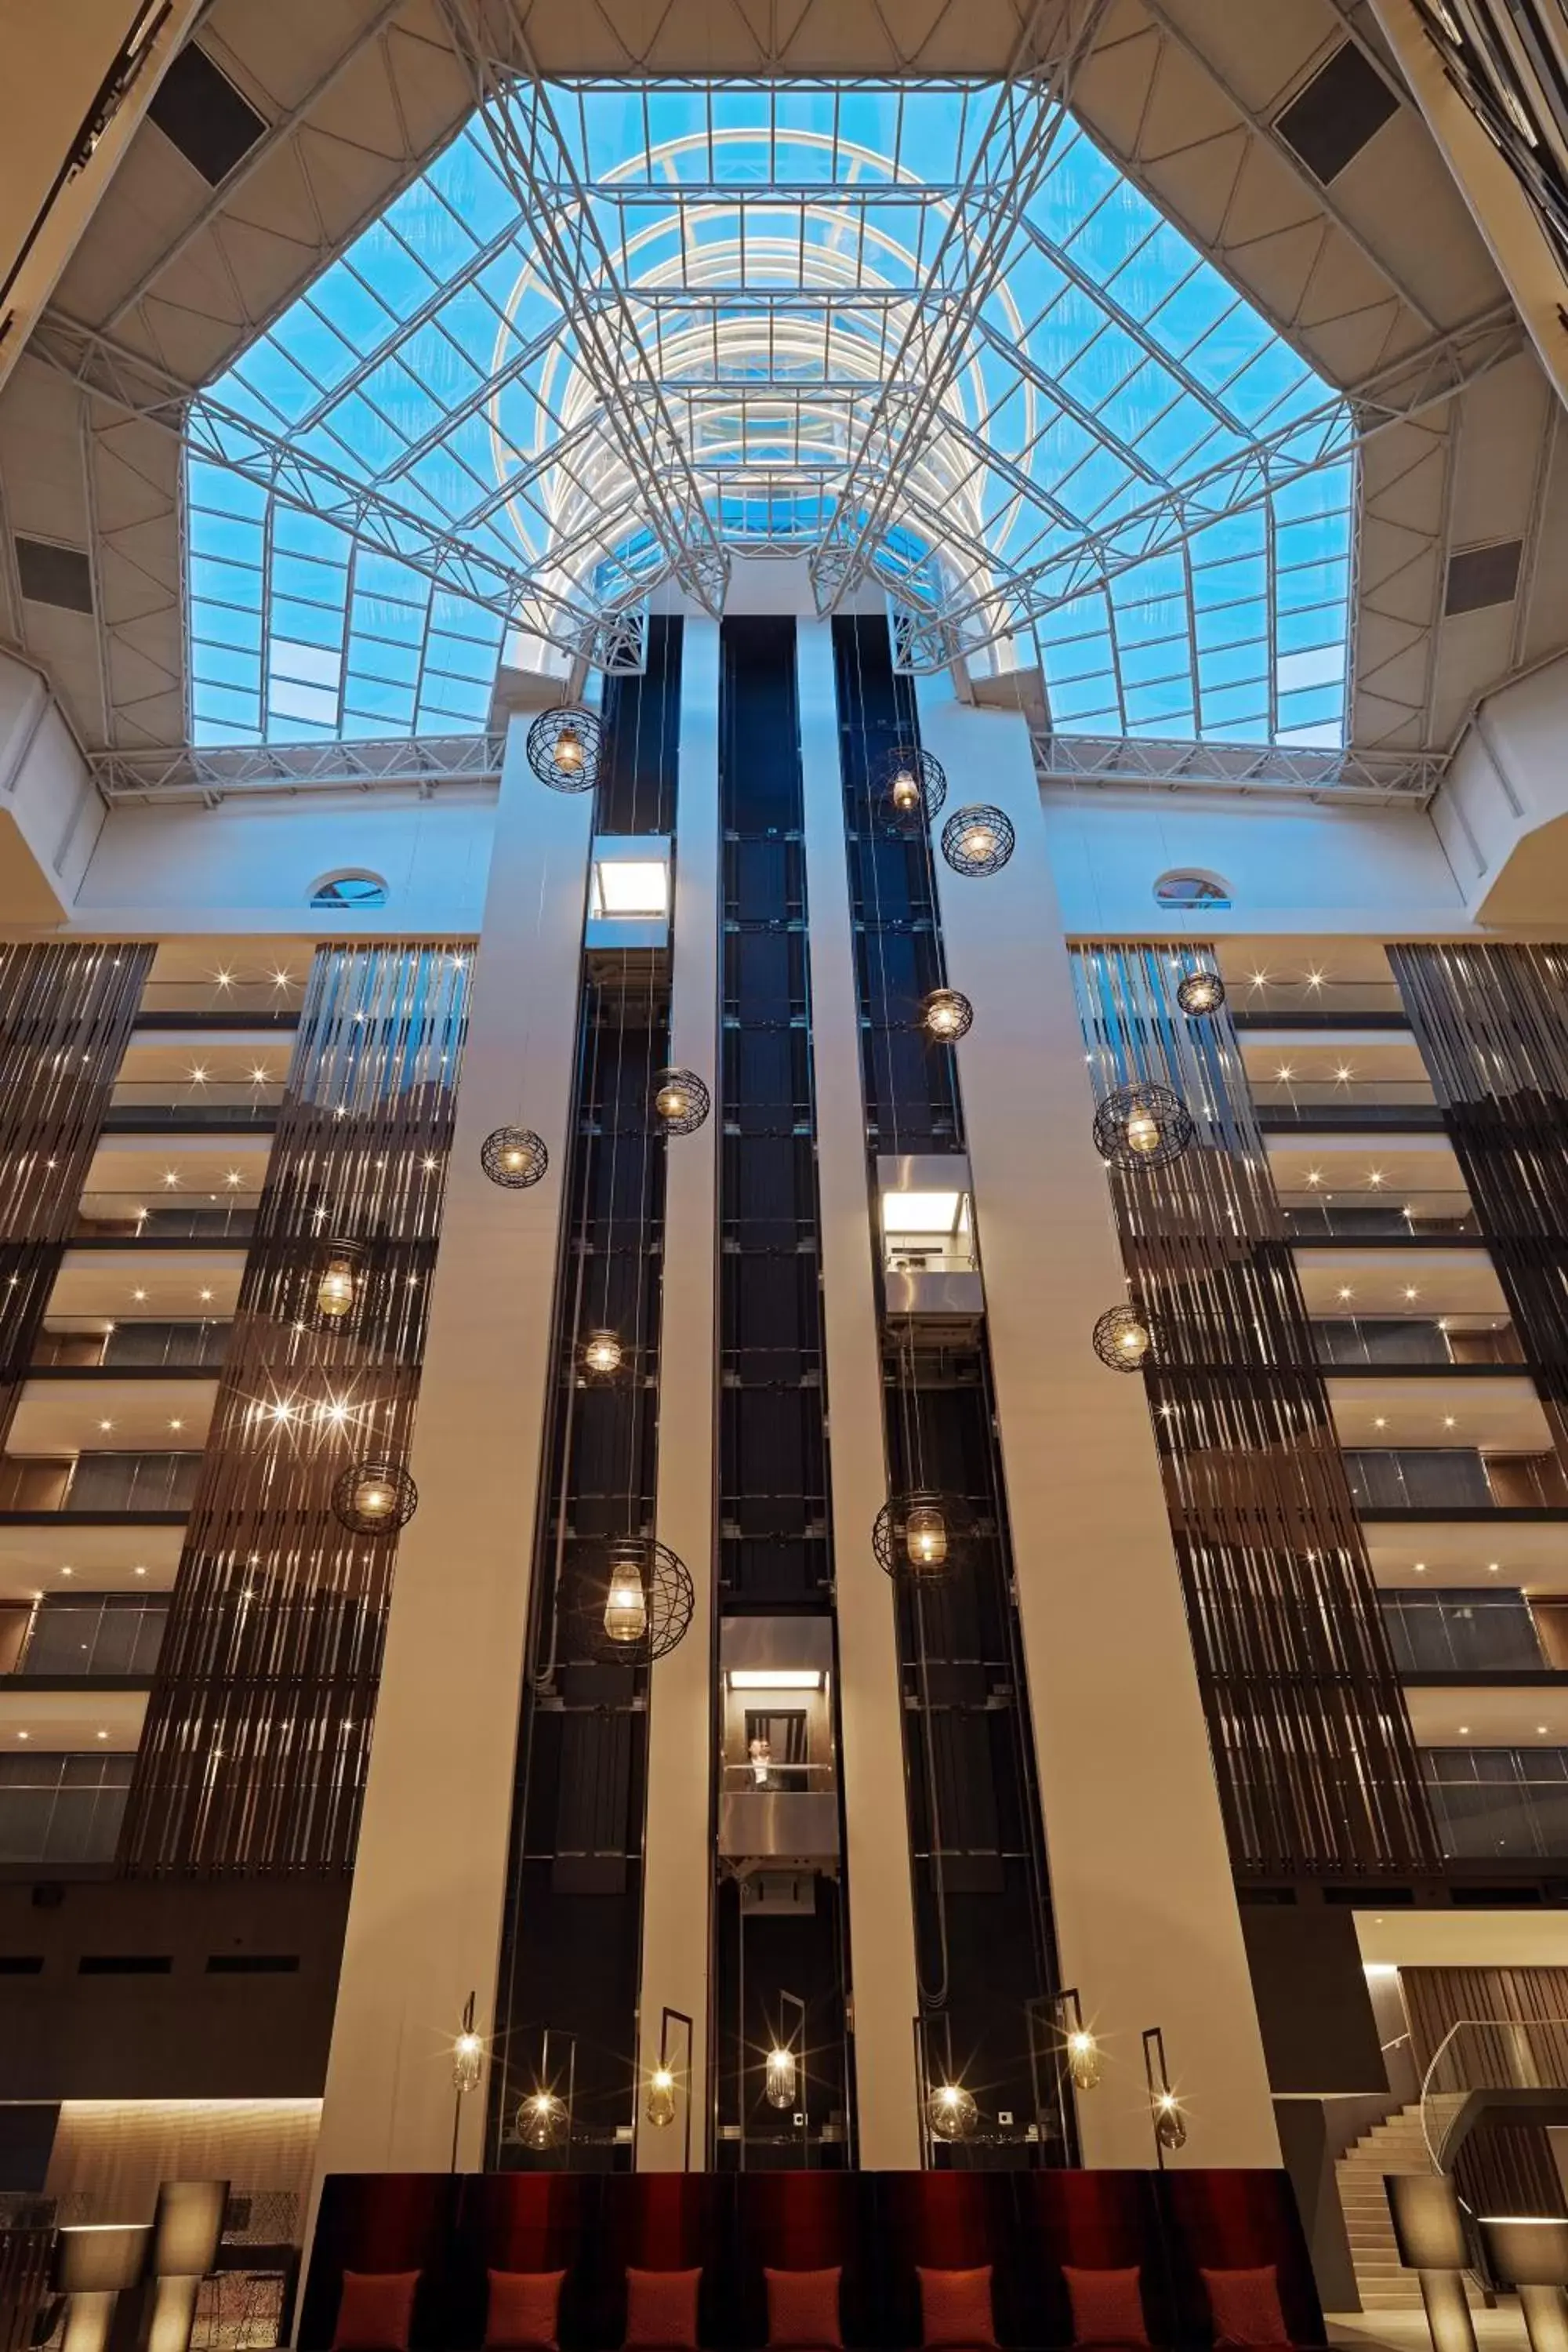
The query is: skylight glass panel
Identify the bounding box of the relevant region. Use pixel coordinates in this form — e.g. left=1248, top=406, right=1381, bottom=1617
left=187, top=76, right=1354, bottom=750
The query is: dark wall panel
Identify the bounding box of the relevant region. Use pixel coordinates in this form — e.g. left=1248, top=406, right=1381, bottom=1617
left=120, top=942, right=471, bottom=1875
left=1072, top=943, right=1436, bottom=1880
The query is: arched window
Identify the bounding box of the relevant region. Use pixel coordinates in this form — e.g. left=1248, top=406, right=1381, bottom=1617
left=310, top=871, right=387, bottom=911
left=1153, top=869, right=1232, bottom=914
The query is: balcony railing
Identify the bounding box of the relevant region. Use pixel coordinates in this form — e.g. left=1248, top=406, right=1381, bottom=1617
left=1281, top=1198, right=1480, bottom=1240
left=136, top=977, right=305, bottom=1018
left=103, top=1080, right=283, bottom=1131
left=0, top=1753, right=131, bottom=1866
left=1424, top=1754, right=1568, bottom=1863
left=11, top=1595, right=167, bottom=1678
left=0, top=1451, right=202, bottom=1514
left=1346, top=1447, right=1568, bottom=1512
left=1233, top=976, right=1409, bottom=1019
left=1382, top=1589, right=1548, bottom=1673
left=1312, top=1317, right=1524, bottom=1368
left=32, top=1319, right=232, bottom=1371
left=71, top=1193, right=260, bottom=1242
left=1250, top=1076, right=1438, bottom=1126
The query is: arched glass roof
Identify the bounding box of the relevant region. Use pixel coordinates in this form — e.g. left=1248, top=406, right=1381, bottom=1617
left=186, top=79, right=1354, bottom=750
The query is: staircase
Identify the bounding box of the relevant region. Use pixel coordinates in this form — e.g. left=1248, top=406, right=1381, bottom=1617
left=1334, top=2105, right=1437, bottom=2310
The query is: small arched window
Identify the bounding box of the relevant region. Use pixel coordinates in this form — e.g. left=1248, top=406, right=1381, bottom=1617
left=310, top=870, right=388, bottom=911
left=1153, top=869, right=1232, bottom=914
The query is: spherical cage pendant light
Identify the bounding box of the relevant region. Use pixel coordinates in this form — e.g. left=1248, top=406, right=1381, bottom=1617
left=526, top=706, right=601, bottom=793
left=942, top=803, right=1015, bottom=877
left=877, top=742, right=947, bottom=834
left=517, top=2088, right=569, bottom=2151
left=927, top=2082, right=978, bottom=2142
left=1093, top=1303, right=1152, bottom=1371
left=921, top=987, right=973, bottom=1042
left=872, top=1488, right=969, bottom=1582
left=597, top=1536, right=696, bottom=1661
left=311, top=1239, right=366, bottom=1333
left=332, top=1457, right=418, bottom=1537
left=652, top=1067, right=710, bottom=1136
left=1092, top=1081, right=1195, bottom=1174
left=1176, top=967, right=1226, bottom=1018
left=481, top=1127, right=549, bottom=1189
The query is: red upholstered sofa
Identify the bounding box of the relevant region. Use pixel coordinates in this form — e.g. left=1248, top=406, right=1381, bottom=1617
left=299, top=2169, right=1323, bottom=2351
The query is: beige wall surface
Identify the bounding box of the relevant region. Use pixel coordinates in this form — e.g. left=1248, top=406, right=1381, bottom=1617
left=918, top=677, right=1279, bottom=2169
left=310, top=713, right=591, bottom=2188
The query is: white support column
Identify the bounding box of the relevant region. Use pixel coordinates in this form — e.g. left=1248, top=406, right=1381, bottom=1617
left=311, top=706, right=593, bottom=2183
left=915, top=677, right=1279, bottom=2170
left=797, top=620, right=924, bottom=2169
left=636, top=620, right=721, bottom=2170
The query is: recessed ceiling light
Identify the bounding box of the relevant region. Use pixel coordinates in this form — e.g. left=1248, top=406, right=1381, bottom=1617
left=188, top=1065, right=209, bottom=1085
left=1403, top=1287, right=1419, bottom=1301
left=224, top=1170, right=242, bottom=1188
left=1488, top=1562, right=1500, bottom=1573
left=1459, top=1725, right=1470, bottom=1735
left=1338, top=1286, right=1354, bottom=1301
left=98, top=1419, right=114, bottom=1432
left=215, top=970, right=234, bottom=988
left=1414, top=1562, right=1426, bottom=1573
left=132, top=1287, right=147, bottom=1302
left=162, top=1171, right=180, bottom=1188
left=199, top=1288, right=212, bottom=1303
left=249, top=1066, right=270, bottom=1083
left=169, top=1418, right=183, bottom=1432
left=1334, top=1065, right=1354, bottom=1083
left=1374, top=1417, right=1387, bottom=1429
left=1276, top=1065, right=1294, bottom=1082
left=133, top=1565, right=146, bottom=1577
left=16, top=1731, right=27, bottom=1741
left=1539, top=1727, right=1549, bottom=1737
left=1306, top=970, right=1325, bottom=990
left=1443, top=1416, right=1456, bottom=1428
left=1368, top=1169, right=1385, bottom=1187
left=1305, top=1170, right=1323, bottom=1187
left=60, top=1566, right=73, bottom=1577
left=96, top=1730, right=107, bottom=1741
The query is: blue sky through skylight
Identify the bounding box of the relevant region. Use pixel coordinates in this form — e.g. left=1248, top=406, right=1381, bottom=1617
left=186, top=80, right=1354, bottom=749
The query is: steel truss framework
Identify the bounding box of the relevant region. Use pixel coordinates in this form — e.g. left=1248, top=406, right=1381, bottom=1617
left=31, top=53, right=1526, bottom=760
left=89, top=725, right=1443, bottom=808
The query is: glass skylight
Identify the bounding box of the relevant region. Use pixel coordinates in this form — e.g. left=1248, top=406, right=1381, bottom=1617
left=186, top=79, right=1354, bottom=750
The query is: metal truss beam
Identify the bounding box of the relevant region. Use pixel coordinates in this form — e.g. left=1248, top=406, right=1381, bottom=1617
left=805, top=0, right=1111, bottom=616
left=1028, top=728, right=1445, bottom=805
left=29, top=314, right=625, bottom=667
left=92, top=732, right=506, bottom=804
left=437, top=0, right=730, bottom=619
left=889, top=307, right=1523, bottom=670
left=89, top=721, right=1443, bottom=809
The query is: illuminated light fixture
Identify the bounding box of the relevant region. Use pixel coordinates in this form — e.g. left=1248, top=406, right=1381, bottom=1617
left=1058, top=1987, right=1102, bottom=2092
left=1305, top=970, right=1326, bottom=990
left=132, top=1288, right=147, bottom=1303
left=1093, top=1303, right=1152, bottom=1371
left=942, top=802, right=1015, bottom=877
left=764, top=2045, right=798, bottom=2110
left=1093, top=1081, right=1195, bottom=1174
left=1176, top=968, right=1225, bottom=1017
left=1404, top=1287, right=1420, bottom=1301
left=921, top=988, right=973, bottom=1041
left=645, top=2066, right=677, bottom=2132
left=882, top=1189, right=963, bottom=1239
left=314, top=1243, right=363, bottom=1327
left=590, top=859, right=670, bottom=920
left=1335, top=1065, right=1354, bottom=1083
left=517, top=2088, right=569, bottom=2151
left=481, top=1127, right=548, bottom=1189
left=582, top=1330, right=624, bottom=1378
left=927, top=2082, right=978, bottom=2142
left=332, top=1458, right=418, bottom=1537
left=1305, top=1171, right=1323, bottom=1188
left=1144, top=2025, right=1187, bottom=2163
left=452, top=2016, right=485, bottom=2094
left=598, top=1537, right=695, bottom=1659
left=526, top=706, right=600, bottom=793
left=877, top=742, right=946, bottom=833
left=1338, top=1287, right=1354, bottom=1301
left=653, top=1067, right=710, bottom=1136
left=728, top=1668, right=823, bottom=1691
left=872, top=1489, right=969, bottom=1583
left=1368, top=1169, right=1385, bottom=1187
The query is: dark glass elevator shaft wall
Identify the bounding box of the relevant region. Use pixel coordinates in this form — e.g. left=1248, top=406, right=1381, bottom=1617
left=714, top=616, right=851, bottom=2169
left=488, top=623, right=681, bottom=2169
left=831, top=617, right=1064, bottom=2166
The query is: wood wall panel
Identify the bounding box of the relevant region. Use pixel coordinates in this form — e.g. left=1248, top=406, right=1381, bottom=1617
left=1073, top=943, right=1436, bottom=1878
left=119, top=942, right=471, bottom=1875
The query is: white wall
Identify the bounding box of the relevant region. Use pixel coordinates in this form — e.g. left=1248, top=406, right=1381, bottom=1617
left=1043, top=787, right=1467, bottom=936
left=0, top=649, right=103, bottom=920
left=1432, top=650, right=1568, bottom=924
left=68, top=789, right=498, bottom=936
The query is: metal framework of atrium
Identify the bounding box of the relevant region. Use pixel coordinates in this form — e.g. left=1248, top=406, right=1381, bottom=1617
left=35, top=7, right=1438, bottom=758
left=10, top=0, right=1566, bottom=806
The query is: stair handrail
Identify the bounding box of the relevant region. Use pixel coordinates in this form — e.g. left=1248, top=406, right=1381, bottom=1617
left=1418, top=2015, right=1568, bottom=2174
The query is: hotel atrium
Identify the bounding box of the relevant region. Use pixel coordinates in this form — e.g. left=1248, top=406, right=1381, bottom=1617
left=5, top=0, right=1568, bottom=2343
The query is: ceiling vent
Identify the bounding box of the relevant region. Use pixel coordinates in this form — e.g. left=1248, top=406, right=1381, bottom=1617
left=1445, top=539, right=1523, bottom=615
left=1276, top=42, right=1399, bottom=185
left=14, top=537, right=93, bottom=614
left=147, top=42, right=266, bottom=187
